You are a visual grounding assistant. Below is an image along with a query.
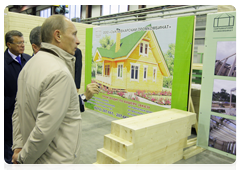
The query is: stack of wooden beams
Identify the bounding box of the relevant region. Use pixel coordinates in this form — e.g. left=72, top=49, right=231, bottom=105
left=94, top=109, right=196, bottom=164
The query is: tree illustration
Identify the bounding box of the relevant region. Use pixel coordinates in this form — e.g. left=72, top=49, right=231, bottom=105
left=99, top=35, right=114, bottom=50
left=163, top=43, right=175, bottom=89
left=164, top=43, right=175, bottom=76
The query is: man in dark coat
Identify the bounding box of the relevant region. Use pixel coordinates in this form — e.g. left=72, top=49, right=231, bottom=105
left=29, top=26, right=41, bottom=55
left=4, top=30, right=31, bottom=164
left=74, top=48, right=83, bottom=93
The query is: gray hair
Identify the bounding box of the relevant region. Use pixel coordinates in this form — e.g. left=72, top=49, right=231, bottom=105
left=29, top=26, right=41, bottom=47
left=41, top=14, right=68, bottom=43
left=5, top=30, right=23, bottom=47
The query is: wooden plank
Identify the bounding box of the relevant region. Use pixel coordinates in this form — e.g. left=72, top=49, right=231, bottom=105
left=188, top=16, right=196, bottom=112
left=112, top=117, right=194, bottom=143
left=96, top=148, right=124, bottom=164
left=103, top=134, right=133, bottom=159
left=192, top=63, right=203, bottom=70
left=97, top=138, right=187, bottom=164
left=111, top=109, right=196, bottom=142
left=152, top=148, right=183, bottom=164
left=96, top=109, right=196, bottom=164
left=189, top=96, right=195, bottom=113
left=185, top=137, right=197, bottom=148
left=112, top=109, right=195, bottom=127
left=183, top=146, right=205, bottom=159
left=121, top=147, right=183, bottom=170
left=105, top=125, right=190, bottom=160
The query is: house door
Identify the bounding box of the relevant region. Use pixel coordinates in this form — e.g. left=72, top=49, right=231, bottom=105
left=105, top=65, right=110, bottom=77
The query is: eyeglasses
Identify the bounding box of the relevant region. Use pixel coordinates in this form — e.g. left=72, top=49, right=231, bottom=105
left=10, top=41, right=25, bottom=46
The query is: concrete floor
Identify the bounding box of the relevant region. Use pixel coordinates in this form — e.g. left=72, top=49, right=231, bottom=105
left=79, top=109, right=236, bottom=164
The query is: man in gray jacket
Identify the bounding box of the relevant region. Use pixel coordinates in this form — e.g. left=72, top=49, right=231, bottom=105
left=11, top=15, right=99, bottom=164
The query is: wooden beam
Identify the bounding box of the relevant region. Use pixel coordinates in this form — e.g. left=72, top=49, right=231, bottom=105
left=183, top=146, right=205, bottom=160
left=95, top=109, right=196, bottom=164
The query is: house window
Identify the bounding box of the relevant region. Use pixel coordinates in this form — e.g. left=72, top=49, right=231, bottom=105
left=143, top=66, right=148, bottom=80
left=105, top=65, right=110, bottom=77
left=118, top=64, right=123, bottom=78
left=139, top=42, right=149, bottom=56
left=140, top=43, right=143, bottom=53
left=145, top=44, right=148, bottom=54
left=153, top=67, right=157, bottom=82
left=130, top=63, right=140, bottom=81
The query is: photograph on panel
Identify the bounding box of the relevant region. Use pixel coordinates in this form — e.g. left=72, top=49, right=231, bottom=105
left=208, top=115, right=236, bottom=155
left=211, top=79, right=236, bottom=116
left=91, top=18, right=177, bottom=110
left=214, top=41, right=236, bottom=77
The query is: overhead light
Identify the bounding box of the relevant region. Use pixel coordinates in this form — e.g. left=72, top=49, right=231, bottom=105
left=55, top=5, right=69, bottom=14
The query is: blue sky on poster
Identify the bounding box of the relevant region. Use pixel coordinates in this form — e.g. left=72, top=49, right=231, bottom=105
left=213, top=79, right=236, bottom=94
left=215, top=41, right=236, bottom=65
left=92, top=17, right=177, bottom=56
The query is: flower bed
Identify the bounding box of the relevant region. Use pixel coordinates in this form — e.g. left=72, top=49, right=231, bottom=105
left=91, top=80, right=171, bottom=105
left=135, top=90, right=172, bottom=105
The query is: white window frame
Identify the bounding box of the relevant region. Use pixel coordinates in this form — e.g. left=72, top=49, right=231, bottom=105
left=143, top=65, right=148, bottom=81
left=65, top=5, right=81, bottom=20
left=153, top=67, right=157, bottom=82
left=130, top=63, right=140, bottom=82
left=139, top=41, right=149, bottom=56
left=104, top=64, right=110, bottom=77
left=40, top=8, right=51, bottom=18
left=102, top=5, right=128, bottom=16
left=117, top=63, right=124, bottom=79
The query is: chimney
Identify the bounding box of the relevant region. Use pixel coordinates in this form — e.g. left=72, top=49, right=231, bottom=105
left=115, top=28, right=121, bottom=52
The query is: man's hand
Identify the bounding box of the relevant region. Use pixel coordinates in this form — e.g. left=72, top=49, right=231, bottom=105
left=84, top=83, right=100, bottom=100
left=12, top=148, right=22, bottom=164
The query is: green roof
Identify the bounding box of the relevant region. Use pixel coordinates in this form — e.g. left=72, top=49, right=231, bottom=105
left=97, top=30, right=146, bottom=59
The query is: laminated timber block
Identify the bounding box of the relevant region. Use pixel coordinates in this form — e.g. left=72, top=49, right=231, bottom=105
left=110, top=109, right=195, bottom=143
left=96, top=137, right=187, bottom=164
left=95, top=109, right=196, bottom=164
left=104, top=125, right=191, bottom=160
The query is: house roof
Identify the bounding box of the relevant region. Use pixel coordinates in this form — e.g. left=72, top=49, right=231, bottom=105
left=97, top=30, right=146, bottom=59
left=94, top=26, right=170, bottom=77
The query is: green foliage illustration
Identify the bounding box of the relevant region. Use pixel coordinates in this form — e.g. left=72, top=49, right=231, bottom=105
left=163, top=43, right=175, bottom=89
left=99, top=35, right=114, bottom=50
left=164, top=43, right=175, bottom=76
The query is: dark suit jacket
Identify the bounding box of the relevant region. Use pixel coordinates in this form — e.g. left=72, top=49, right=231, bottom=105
left=74, top=48, right=82, bottom=89
left=4, top=49, right=31, bottom=143
left=74, top=48, right=85, bottom=112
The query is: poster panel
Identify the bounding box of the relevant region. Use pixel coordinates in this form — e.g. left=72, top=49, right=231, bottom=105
left=209, top=115, right=236, bottom=155
left=85, top=16, right=195, bottom=119
left=197, top=11, right=236, bottom=160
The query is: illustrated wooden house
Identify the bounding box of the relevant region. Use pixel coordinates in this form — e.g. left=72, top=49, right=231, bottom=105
left=93, top=26, right=170, bottom=92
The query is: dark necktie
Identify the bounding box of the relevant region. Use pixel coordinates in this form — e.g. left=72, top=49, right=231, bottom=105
left=16, top=56, right=21, bottom=66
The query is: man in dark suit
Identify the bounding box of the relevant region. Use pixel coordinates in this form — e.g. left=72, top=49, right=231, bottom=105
left=74, top=48, right=83, bottom=93
left=4, top=30, right=31, bottom=164
left=29, top=26, right=41, bottom=55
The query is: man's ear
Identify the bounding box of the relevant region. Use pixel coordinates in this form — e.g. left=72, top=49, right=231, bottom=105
left=32, top=44, right=40, bottom=54
left=6, top=42, right=11, bottom=49
left=53, top=30, right=61, bottom=43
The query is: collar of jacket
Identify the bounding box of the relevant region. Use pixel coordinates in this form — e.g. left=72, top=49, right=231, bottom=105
left=4, top=48, right=28, bottom=65
left=40, top=42, right=76, bottom=79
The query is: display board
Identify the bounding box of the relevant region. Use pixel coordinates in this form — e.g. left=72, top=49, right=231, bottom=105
left=85, top=16, right=195, bottom=119
left=197, top=11, right=236, bottom=160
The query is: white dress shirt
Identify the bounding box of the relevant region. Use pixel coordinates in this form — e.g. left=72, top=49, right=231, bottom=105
left=8, top=49, right=21, bottom=63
